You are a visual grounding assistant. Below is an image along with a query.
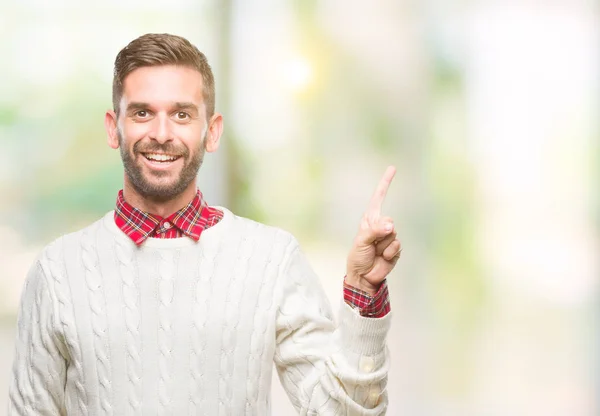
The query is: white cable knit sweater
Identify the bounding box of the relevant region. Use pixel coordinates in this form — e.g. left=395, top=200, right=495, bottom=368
left=9, top=207, right=390, bottom=415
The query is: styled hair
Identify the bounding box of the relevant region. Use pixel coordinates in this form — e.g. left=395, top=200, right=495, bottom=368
left=112, top=33, right=215, bottom=117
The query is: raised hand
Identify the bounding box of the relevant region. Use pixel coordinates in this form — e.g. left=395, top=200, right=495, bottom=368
left=346, top=166, right=401, bottom=295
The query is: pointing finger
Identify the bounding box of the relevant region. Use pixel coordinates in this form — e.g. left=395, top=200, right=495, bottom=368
left=367, top=166, right=396, bottom=215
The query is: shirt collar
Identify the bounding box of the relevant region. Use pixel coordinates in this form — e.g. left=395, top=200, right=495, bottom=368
left=114, top=189, right=215, bottom=245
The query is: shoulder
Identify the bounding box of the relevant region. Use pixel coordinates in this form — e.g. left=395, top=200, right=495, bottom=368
left=230, top=210, right=297, bottom=244
left=37, top=212, right=112, bottom=265
left=221, top=208, right=300, bottom=258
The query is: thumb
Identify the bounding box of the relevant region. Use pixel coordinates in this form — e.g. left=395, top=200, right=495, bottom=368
left=355, top=217, right=394, bottom=246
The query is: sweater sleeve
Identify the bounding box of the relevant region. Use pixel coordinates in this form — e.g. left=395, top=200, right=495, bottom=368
left=274, top=242, right=391, bottom=415
left=8, top=260, right=68, bottom=416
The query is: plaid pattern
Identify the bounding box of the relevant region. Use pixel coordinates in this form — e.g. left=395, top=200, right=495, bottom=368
left=344, top=278, right=390, bottom=318
left=114, top=189, right=223, bottom=245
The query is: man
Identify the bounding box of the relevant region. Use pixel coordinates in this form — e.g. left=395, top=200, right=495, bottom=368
left=9, top=33, right=401, bottom=415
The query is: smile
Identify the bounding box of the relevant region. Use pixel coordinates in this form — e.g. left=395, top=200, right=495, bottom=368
left=142, top=153, right=181, bottom=163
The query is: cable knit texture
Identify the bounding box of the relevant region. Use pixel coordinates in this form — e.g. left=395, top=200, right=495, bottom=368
left=9, top=208, right=391, bottom=415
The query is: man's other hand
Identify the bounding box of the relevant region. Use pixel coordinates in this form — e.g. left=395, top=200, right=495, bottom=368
left=346, top=166, right=401, bottom=296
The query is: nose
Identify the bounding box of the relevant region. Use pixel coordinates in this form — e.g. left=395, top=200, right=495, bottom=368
left=148, top=113, right=172, bottom=144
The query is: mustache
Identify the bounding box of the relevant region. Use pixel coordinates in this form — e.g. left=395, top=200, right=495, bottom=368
left=133, top=141, right=189, bottom=157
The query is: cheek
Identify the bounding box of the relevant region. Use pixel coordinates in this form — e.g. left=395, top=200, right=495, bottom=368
left=121, top=124, right=148, bottom=146
left=174, top=126, right=205, bottom=149
left=126, top=123, right=149, bottom=137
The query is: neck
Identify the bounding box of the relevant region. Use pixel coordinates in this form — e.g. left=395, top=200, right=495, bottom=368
left=122, top=181, right=197, bottom=218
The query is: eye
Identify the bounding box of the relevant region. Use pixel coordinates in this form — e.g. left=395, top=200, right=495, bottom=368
left=175, top=111, right=190, bottom=120
left=134, top=110, right=148, bottom=118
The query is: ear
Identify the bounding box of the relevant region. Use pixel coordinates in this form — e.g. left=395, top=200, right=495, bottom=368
left=105, top=110, right=120, bottom=149
left=204, top=112, right=224, bottom=153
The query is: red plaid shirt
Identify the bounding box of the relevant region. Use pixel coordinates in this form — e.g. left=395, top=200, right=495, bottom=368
left=344, top=278, right=390, bottom=318
left=114, top=190, right=389, bottom=318
left=114, top=189, right=223, bottom=244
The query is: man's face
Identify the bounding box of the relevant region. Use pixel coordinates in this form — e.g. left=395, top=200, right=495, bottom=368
left=115, top=65, right=208, bottom=202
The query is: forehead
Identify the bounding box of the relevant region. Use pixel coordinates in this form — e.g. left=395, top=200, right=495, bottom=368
left=121, top=65, right=204, bottom=107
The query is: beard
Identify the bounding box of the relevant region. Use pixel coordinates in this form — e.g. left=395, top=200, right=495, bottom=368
left=118, top=130, right=205, bottom=202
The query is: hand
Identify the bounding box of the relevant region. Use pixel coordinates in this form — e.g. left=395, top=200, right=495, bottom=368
left=346, top=166, right=402, bottom=295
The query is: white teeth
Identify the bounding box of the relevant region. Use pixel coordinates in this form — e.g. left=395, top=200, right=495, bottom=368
left=144, top=153, right=178, bottom=162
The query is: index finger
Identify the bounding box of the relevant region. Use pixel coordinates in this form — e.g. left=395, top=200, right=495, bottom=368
left=367, top=165, right=396, bottom=214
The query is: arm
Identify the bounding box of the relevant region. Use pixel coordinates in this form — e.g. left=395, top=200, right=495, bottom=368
left=275, top=166, right=400, bottom=414
left=275, top=243, right=390, bottom=415
left=8, top=260, right=68, bottom=415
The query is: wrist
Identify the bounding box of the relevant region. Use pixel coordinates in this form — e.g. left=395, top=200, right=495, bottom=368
left=345, top=274, right=380, bottom=296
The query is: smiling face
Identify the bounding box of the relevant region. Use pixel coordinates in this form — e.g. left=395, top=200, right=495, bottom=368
left=105, top=64, right=222, bottom=208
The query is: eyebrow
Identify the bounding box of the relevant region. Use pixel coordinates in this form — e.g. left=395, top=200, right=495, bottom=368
left=173, top=102, right=199, bottom=113
left=125, top=102, right=150, bottom=113
left=125, top=102, right=200, bottom=115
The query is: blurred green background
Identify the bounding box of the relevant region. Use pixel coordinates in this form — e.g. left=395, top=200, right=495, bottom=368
left=0, top=1, right=598, bottom=414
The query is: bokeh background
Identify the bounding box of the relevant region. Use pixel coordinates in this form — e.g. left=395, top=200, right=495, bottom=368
left=1, top=0, right=598, bottom=414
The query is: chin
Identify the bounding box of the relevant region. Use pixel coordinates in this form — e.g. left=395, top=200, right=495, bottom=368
left=136, top=177, right=194, bottom=201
